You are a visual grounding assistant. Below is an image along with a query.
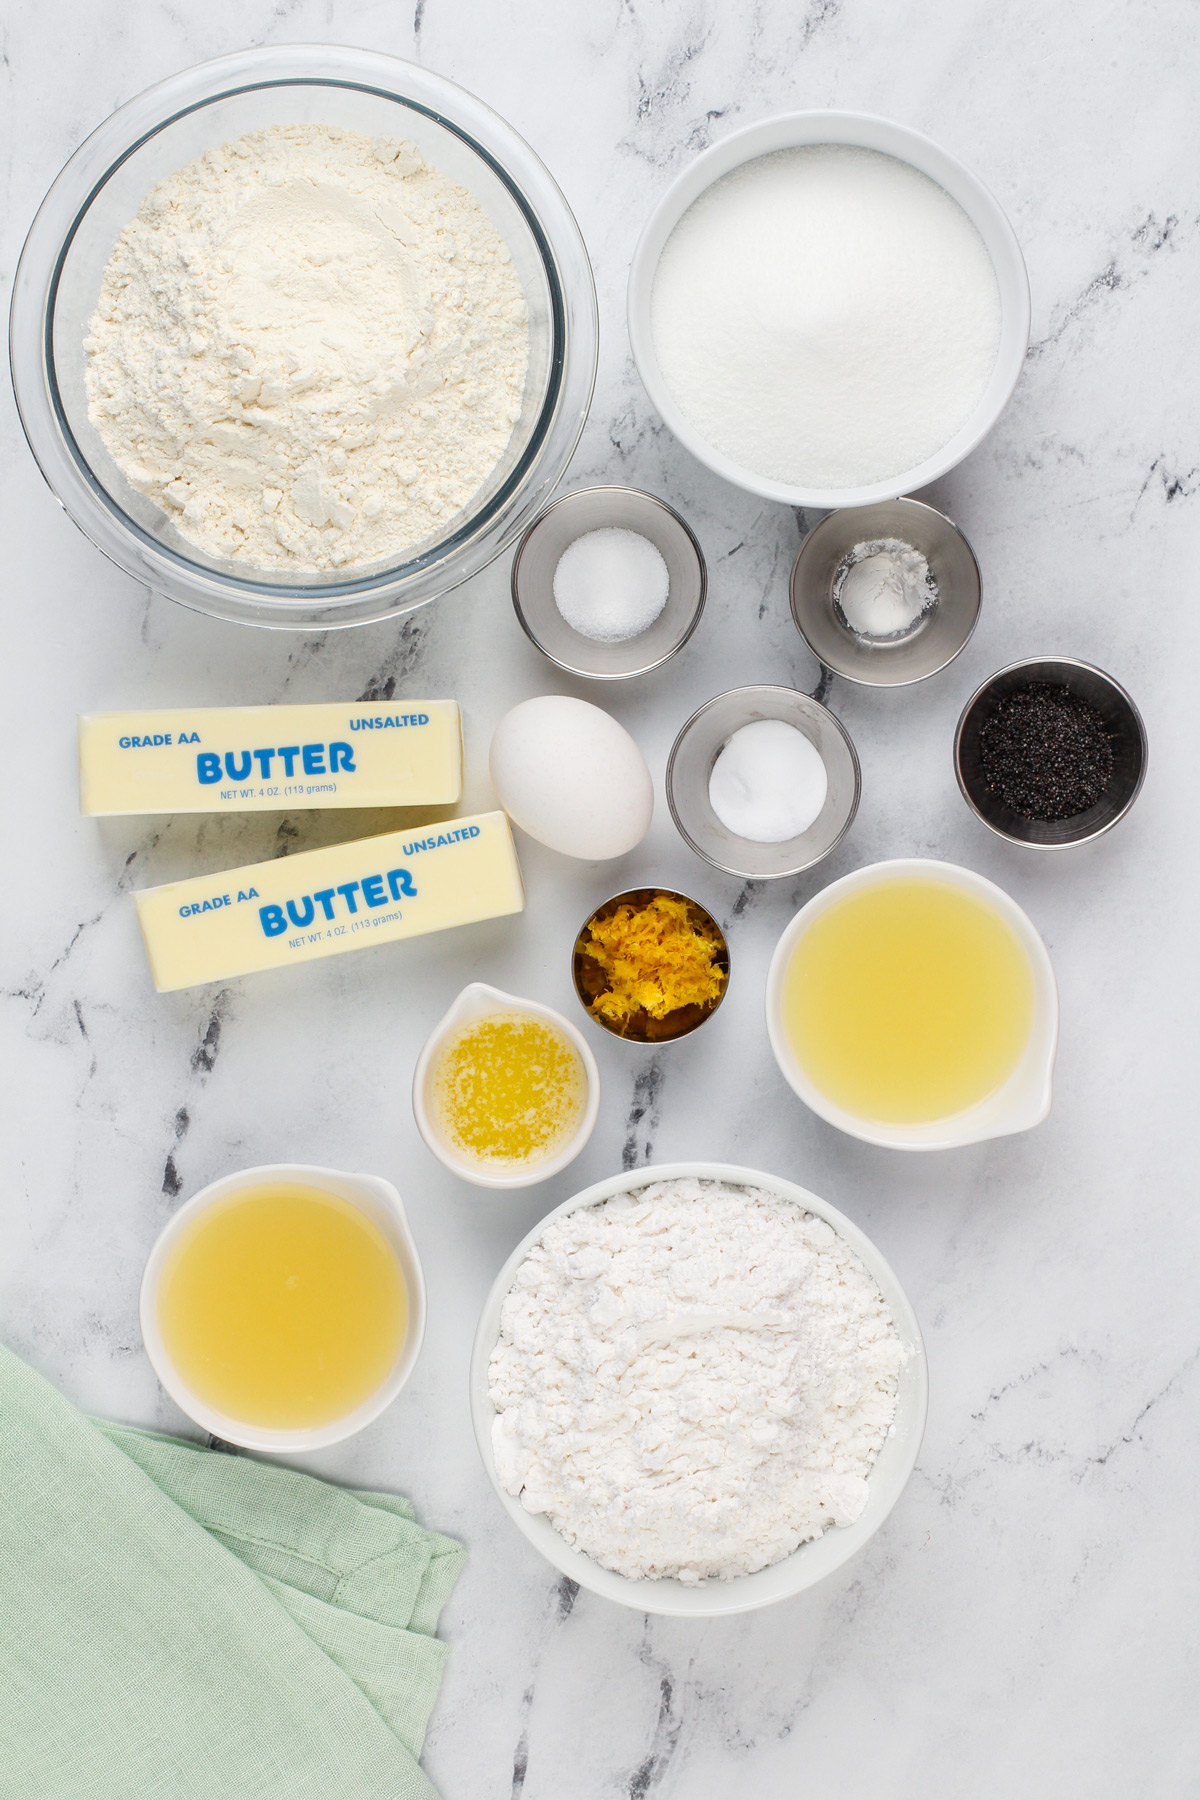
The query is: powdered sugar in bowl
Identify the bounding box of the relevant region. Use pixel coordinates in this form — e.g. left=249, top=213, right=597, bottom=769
left=470, top=1162, right=927, bottom=1616
left=11, top=46, right=597, bottom=628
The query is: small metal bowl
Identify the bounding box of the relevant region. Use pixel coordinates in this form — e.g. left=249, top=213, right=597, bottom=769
left=572, top=887, right=729, bottom=1043
left=666, top=686, right=861, bottom=879
left=954, top=656, right=1148, bottom=848
left=790, top=498, right=981, bottom=686
left=511, top=486, right=706, bottom=679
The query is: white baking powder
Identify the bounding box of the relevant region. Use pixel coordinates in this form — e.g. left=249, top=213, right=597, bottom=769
left=85, top=125, right=529, bottom=571
left=488, top=1176, right=903, bottom=1583
left=651, top=145, right=1002, bottom=490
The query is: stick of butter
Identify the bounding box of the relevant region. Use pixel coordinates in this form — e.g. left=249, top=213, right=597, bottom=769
left=79, top=702, right=462, bottom=815
left=133, top=812, right=524, bottom=992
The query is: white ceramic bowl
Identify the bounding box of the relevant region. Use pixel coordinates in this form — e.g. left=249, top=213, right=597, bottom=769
left=413, top=982, right=600, bottom=1188
left=766, top=859, right=1058, bottom=1150
left=627, top=111, right=1031, bottom=511
left=470, top=1161, right=928, bottom=1616
left=140, top=1162, right=426, bottom=1452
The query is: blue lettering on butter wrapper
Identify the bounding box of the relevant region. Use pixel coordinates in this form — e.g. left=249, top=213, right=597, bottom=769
left=349, top=714, right=429, bottom=730
left=179, top=894, right=232, bottom=919
left=402, top=825, right=480, bottom=854
left=258, top=866, right=417, bottom=940
left=196, top=741, right=356, bottom=786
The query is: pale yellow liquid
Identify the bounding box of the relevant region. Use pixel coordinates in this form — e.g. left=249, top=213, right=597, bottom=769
left=428, top=1012, right=586, bottom=1167
left=158, top=1183, right=408, bottom=1429
left=782, top=878, right=1035, bottom=1124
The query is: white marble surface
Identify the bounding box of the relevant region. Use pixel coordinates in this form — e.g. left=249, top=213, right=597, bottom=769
left=2, top=2, right=1197, bottom=1795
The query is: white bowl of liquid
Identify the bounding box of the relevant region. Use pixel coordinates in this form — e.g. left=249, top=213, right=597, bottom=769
left=412, top=982, right=600, bottom=1189
left=765, top=859, right=1058, bottom=1150
left=140, top=1163, right=426, bottom=1452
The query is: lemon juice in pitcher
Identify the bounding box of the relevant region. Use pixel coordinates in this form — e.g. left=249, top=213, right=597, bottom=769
left=158, top=1181, right=408, bottom=1430
left=782, top=876, right=1035, bottom=1124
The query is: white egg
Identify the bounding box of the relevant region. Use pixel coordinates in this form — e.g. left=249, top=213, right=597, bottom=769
left=489, top=696, right=654, bottom=860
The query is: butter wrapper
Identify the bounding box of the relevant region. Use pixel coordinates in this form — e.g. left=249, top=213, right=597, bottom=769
left=80, top=701, right=462, bottom=815
left=133, top=812, right=523, bottom=991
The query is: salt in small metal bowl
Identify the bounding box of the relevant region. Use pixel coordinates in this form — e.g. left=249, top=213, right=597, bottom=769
left=954, top=656, right=1148, bottom=848
left=511, top=486, right=706, bottom=679
left=666, top=685, right=861, bottom=879
left=572, top=887, right=729, bottom=1043
left=790, top=497, right=981, bottom=686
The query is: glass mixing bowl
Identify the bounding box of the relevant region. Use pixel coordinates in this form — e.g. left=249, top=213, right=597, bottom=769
left=9, top=46, right=597, bottom=629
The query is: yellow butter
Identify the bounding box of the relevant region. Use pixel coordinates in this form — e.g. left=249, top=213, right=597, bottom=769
left=133, top=812, right=524, bottom=992
left=79, top=702, right=462, bottom=815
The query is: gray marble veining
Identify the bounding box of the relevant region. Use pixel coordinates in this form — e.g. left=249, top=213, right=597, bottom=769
left=1, top=2, right=1197, bottom=1796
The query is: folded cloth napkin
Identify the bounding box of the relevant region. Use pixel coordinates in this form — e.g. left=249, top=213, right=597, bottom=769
left=0, top=1345, right=464, bottom=1800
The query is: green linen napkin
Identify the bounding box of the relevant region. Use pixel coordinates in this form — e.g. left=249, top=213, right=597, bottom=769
left=0, top=1344, right=464, bottom=1800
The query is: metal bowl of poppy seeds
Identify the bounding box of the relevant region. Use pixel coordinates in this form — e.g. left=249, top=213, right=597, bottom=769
left=954, top=656, right=1147, bottom=847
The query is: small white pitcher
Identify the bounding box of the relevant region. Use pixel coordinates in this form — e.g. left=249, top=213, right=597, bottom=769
left=765, top=858, right=1059, bottom=1151
left=412, top=982, right=600, bottom=1189
left=140, top=1163, right=426, bottom=1453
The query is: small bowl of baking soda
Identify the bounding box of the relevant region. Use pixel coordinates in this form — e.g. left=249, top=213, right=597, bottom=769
left=510, top=485, right=707, bottom=679
left=666, top=685, right=861, bottom=879
left=790, top=496, right=982, bottom=686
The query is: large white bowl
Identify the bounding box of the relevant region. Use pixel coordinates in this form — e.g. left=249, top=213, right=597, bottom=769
left=766, top=859, right=1059, bottom=1150
left=140, top=1162, right=427, bottom=1452
left=627, top=111, right=1030, bottom=511
left=470, top=1161, right=928, bottom=1616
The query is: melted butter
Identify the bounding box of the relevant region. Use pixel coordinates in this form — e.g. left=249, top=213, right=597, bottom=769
left=428, top=1012, right=586, bottom=1167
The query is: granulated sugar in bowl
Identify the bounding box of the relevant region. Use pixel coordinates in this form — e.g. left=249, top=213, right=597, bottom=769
left=471, top=1162, right=927, bottom=1616
left=628, top=112, right=1030, bottom=511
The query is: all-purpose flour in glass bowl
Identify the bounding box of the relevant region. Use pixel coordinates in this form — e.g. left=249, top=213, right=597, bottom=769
left=11, top=47, right=597, bottom=628
left=487, top=1173, right=906, bottom=1585
left=650, top=145, right=1002, bottom=493
left=84, top=124, right=531, bottom=575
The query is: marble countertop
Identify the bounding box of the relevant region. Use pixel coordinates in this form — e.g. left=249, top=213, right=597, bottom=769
left=2, top=3, right=1196, bottom=1795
